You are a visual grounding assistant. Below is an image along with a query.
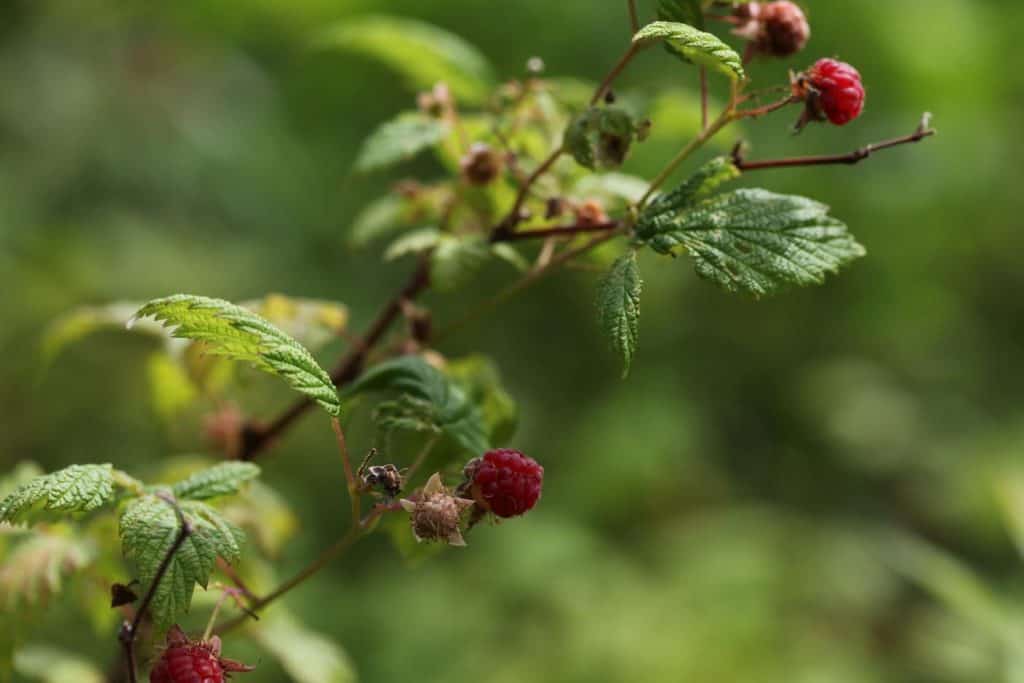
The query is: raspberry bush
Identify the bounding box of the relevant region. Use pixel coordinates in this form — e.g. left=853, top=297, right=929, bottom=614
left=0, top=1, right=936, bottom=680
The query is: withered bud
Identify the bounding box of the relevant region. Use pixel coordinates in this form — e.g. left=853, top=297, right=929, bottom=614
left=545, top=197, right=567, bottom=220
left=733, top=2, right=810, bottom=58
left=460, top=143, right=504, bottom=186
left=400, top=474, right=474, bottom=546
left=574, top=199, right=609, bottom=228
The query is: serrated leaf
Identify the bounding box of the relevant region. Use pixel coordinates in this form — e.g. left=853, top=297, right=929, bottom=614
left=638, top=188, right=866, bottom=297
left=658, top=0, right=704, bottom=29
left=374, top=395, right=444, bottom=436
left=119, top=494, right=246, bottom=629
left=132, top=295, right=341, bottom=416
left=1, top=528, right=94, bottom=609
left=251, top=609, right=356, bottom=683
left=346, top=356, right=489, bottom=455
left=634, top=21, right=745, bottom=81
left=315, top=15, right=496, bottom=103
left=353, top=112, right=448, bottom=174
left=172, top=462, right=261, bottom=501
left=643, top=156, right=741, bottom=217
left=349, top=195, right=408, bottom=247
left=597, top=252, right=643, bottom=378
left=0, top=464, right=114, bottom=524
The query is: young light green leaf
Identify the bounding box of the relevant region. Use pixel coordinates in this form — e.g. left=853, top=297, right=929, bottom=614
left=0, top=464, right=114, bottom=524
left=637, top=189, right=866, bottom=297
left=346, top=356, right=489, bottom=455
left=315, top=15, right=496, bottom=103
left=1, top=528, right=95, bottom=609
left=597, top=251, right=643, bottom=378
left=633, top=21, right=745, bottom=81
left=251, top=609, right=356, bottom=683
left=171, top=462, right=261, bottom=501
left=119, top=495, right=245, bottom=629
left=353, top=112, right=448, bottom=174
left=132, top=295, right=341, bottom=416
left=658, top=0, right=705, bottom=28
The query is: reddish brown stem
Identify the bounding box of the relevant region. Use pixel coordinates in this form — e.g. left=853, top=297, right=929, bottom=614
left=591, top=43, right=640, bottom=106
left=491, top=148, right=564, bottom=239
left=732, top=116, right=936, bottom=171
left=628, top=0, right=640, bottom=33
left=491, top=220, right=621, bottom=243
left=736, top=95, right=798, bottom=120
left=700, top=68, right=709, bottom=130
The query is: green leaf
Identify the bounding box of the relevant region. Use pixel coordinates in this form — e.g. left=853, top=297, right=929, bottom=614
left=132, top=295, right=341, bottom=416
left=573, top=172, right=649, bottom=206
left=250, top=609, right=356, bottom=683
left=241, top=293, right=349, bottom=353
left=119, top=494, right=245, bottom=629
left=384, top=227, right=442, bottom=261
left=374, top=394, right=444, bottom=436
left=14, top=644, right=105, bottom=683
left=430, top=235, right=490, bottom=292
left=346, top=356, right=489, bottom=455
left=637, top=188, right=866, bottom=297
left=658, top=0, right=705, bottom=29
left=643, top=156, right=741, bottom=217
left=445, top=355, right=519, bottom=445
left=565, top=107, right=638, bottom=170
left=633, top=21, right=745, bottom=81
left=349, top=195, right=408, bottom=247
left=315, top=15, right=496, bottom=103
left=1, top=527, right=95, bottom=609
left=0, top=464, right=114, bottom=524
left=353, top=112, right=448, bottom=174
left=597, top=251, right=643, bottom=378
left=172, top=462, right=261, bottom=501
left=145, top=352, right=198, bottom=421
left=41, top=302, right=170, bottom=367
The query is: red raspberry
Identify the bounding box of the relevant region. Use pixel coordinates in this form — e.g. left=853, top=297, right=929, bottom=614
left=803, top=58, right=865, bottom=125
left=469, top=449, right=543, bottom=518
left=150, top=627, right=253, bottom=683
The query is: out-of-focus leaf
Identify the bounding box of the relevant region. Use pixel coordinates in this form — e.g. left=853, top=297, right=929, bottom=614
left=633, top=21, right=745, bottom=81
left=221, top=480, right=299, bottom=558
left=133, top=295, right=341, bottom=416
left=40, top=302, right=174, bottom=367
left=0, top=464, right=114, bottom=524
left=242, top=293, right=349, bottom=352
left=430, top=235, right=490, bottom=292
left=596, top=251, right=643, bottom=378
left=250, top=609, right=356, bottom=683
left=446, top=355, right=519, bottom=445
left=171, top=462, right=260, bottom=501
left=14, top=644, right=104, bottom=683
left=573, top=173, right=649, bottom=206
left=315, top=15, right=496, bottom=102
left=0, top=527, right=94, bottom=609
left=349, top=195, right=408, bottom=247
left=353, top=112, right=448, bottom=174
left=384, top=227, right=441, bottom=261
left=658, top=0, right=704, bottom=29
left=146, top=352, right=198, bottom=421
left=346, top=356, right=489, bottom=455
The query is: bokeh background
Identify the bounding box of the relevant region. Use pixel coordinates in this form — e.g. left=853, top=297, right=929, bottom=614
left=3, top=0, right=1024, bottom=681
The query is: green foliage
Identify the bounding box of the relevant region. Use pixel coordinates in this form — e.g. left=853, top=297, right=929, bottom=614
left=633, top=21, right=745, bottom=81
left=346, top=356, right=490, bottom=455
left=353, top=112, right=448, bottom=174
left=597, top=251, right=643, bottom=378
left=573, top=172, right=649, bottom=206
left=251, top=609, right=357, bottom=683
left=315, top=15, right=496, bottom=102
left=41, top=302, right=170, bottom=366
left=349, top=195, right=409, bottom=247
left=0, top=527, right=95, bottom=609
left=565, top=107, right=639, bottom=170
left=14, top=644, right=105, bottom=683
left=0, top=464, right=114, bottom=524
left=171, top=462, right=261, bottom=501
left=658, top=0, right=705, bottom=28
left=445, top=355, right=519, bottom=446
left=637, top=172, right=866, bottom=296
left=119, top=493, right=245, bottom=629
left=133, top=295, right=341, bottom=416
left=242, top=294, right=349, bottom=353
left=430, top=235, right=491, bottom=291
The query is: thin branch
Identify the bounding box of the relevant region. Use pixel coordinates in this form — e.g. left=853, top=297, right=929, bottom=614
left=491, top=220, right=621, bottom=243
left=735, top=95, right=798, bottom=120
left=238, top=256, right=432, bottom=460
left=491, top=147, right=565, bottom=239
left=627, top=0, right=640, bottom=34
left=119, top=494, right=192, bottom=683
left=331, top=417, right=362, bottom=526
left=700, top=68, right=709, bottom=131
left=591, top=43, right=640, bottom=106
left=732, top=114, right=937, bottom=171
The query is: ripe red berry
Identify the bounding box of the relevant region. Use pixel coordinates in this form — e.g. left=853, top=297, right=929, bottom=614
left=150, top=627, right=253, bottom=683
left=469, top=449, right=543, bottom=518
left=802, top=58, right=865, bottom=126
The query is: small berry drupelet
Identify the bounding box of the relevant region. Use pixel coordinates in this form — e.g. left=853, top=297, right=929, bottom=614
left=150, top=626, right=253, bottom=683
left=795, top=58, right=865, bottom=126
left=467, top=449, right=543, bottom=518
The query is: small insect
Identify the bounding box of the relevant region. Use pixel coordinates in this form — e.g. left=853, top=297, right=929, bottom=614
left=357, top=449, right=404, bottom=499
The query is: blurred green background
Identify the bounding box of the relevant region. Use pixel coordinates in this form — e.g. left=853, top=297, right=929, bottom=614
left=3, top=0, right=1024, bottom=681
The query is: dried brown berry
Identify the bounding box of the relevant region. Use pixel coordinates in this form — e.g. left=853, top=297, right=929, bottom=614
left=400, top=474, right=474, bottom=546
left=460, top=143, right=504, bottom=186
left=733, top=2, right=811, bottom=58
